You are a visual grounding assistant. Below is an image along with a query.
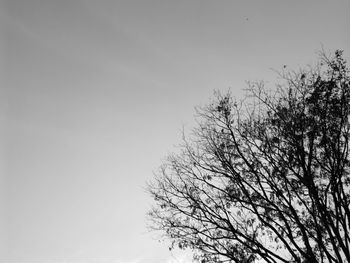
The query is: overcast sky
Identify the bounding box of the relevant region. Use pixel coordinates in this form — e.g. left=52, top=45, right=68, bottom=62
left=1, top=1, right=350, bottom=263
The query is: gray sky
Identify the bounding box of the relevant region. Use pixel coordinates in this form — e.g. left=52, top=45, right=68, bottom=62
left=1, top=1, right=350, bottom=263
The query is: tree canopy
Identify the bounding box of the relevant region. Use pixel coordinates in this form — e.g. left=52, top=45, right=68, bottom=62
left=148, top=50, right=350, bottom=263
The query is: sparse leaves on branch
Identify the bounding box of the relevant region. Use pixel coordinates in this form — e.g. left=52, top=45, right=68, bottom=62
left=148, top=50, right=350, bottom=263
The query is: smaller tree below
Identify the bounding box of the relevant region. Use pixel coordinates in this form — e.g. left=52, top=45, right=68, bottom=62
left=148, top=50, right=350, bottom=263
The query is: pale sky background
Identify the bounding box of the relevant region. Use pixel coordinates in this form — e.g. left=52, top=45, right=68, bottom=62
left=1, top=1, right=350, bottom=263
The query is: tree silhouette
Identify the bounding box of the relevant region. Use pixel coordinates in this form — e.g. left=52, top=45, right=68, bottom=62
left=148, top=50, right=350, bottom=263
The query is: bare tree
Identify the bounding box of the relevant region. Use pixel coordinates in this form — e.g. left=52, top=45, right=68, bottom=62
left=148, top=50, right=350, bottom=263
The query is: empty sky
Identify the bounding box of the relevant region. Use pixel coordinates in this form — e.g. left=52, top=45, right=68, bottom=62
left=1, top=1, right=350, bottom=263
